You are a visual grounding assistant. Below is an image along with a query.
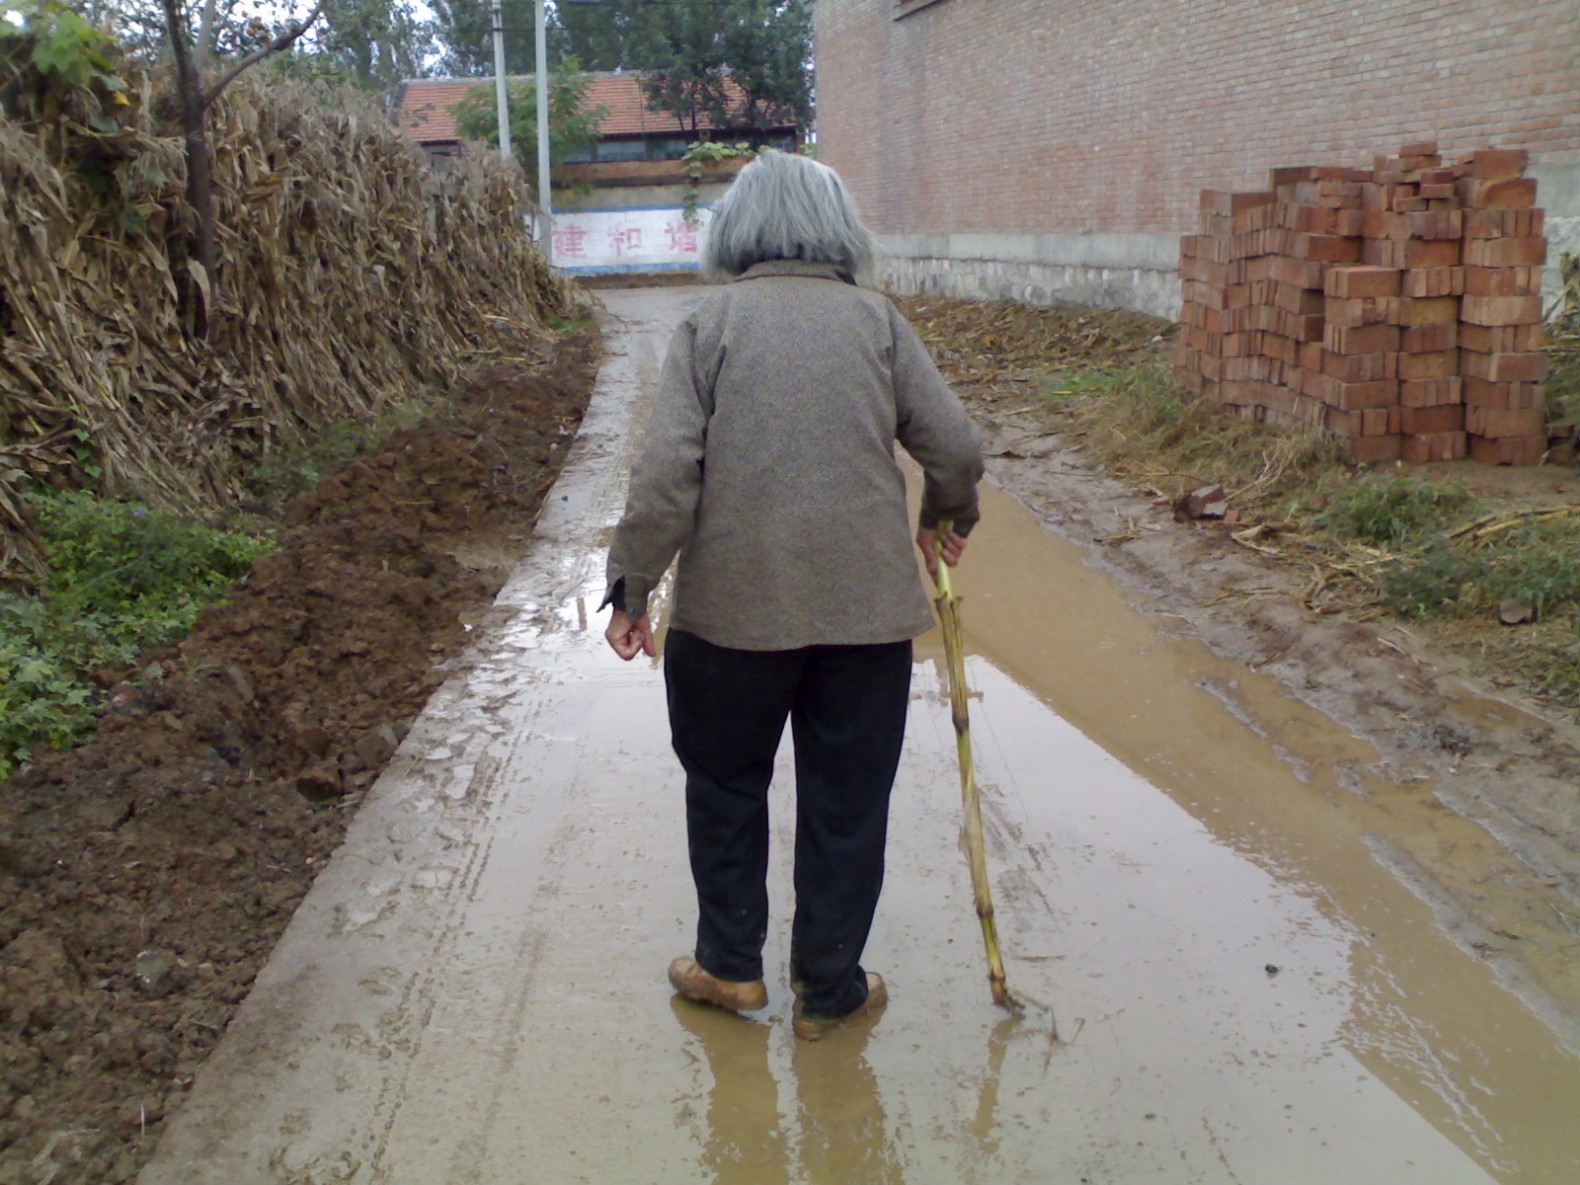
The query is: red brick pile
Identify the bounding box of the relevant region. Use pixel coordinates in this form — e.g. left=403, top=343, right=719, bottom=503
left=1175, top=143, right=1553, bottom=464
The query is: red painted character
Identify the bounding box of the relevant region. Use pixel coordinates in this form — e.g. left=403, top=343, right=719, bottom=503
left=554, top=223, right=588, bottom=259
left=608, top=226, right=643, bottom=256
left=665, top=220, right=699, bottom=253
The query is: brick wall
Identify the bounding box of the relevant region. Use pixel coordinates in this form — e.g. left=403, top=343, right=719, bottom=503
left=814, top=0, right=1580, bottom=313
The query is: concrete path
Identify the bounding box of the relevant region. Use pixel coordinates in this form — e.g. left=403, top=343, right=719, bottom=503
left=140, top=288, right=1580, bottom=1185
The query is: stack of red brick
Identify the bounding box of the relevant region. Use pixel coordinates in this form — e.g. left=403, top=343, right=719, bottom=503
left=1175, top=143, right=1551, bottom=464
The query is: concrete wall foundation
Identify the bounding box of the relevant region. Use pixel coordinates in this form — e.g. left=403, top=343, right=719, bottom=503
left=878, top=233, right=1179, bottom=320
left=880, top=169, right=1578, bottom=321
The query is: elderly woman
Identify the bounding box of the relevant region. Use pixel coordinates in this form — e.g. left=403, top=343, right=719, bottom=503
left=603, top=149, right=983, bottom=1040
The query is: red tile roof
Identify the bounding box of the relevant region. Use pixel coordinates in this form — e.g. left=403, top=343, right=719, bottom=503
left=397, top=73, right=783, bottom=145
left=398, top=79, right=482, bottom=144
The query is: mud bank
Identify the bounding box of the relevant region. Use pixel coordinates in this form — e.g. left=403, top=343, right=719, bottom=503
left=0, top=332, right=599, bottom=1185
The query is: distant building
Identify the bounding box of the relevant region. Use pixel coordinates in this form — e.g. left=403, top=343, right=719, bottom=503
left=394, top=72, right=799, bottom=273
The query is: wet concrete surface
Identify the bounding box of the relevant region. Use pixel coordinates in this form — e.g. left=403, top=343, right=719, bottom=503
left=140, top=288, right=1580, bottom=1185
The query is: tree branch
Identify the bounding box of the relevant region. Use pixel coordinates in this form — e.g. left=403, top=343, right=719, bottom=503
left=194, top=0, right=218, bottom=73
left=160, top=0, right=194, bottom=88
left=204, top=0, right=329, bottom=108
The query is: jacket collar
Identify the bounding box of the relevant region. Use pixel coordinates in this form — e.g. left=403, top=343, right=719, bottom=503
left=733, top=259, right=857, bottom=286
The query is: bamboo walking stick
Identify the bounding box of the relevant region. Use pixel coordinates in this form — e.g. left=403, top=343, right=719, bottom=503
left=932, top=520, right=1019, bottom=1013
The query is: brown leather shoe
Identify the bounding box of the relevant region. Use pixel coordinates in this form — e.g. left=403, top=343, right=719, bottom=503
left=668, top=957, right=768, bottom=1012
left=792, top=972, right=887, bottom=1040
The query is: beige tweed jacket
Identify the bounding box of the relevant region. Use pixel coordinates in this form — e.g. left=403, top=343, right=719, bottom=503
left=605, top=260, right=984, bottom=651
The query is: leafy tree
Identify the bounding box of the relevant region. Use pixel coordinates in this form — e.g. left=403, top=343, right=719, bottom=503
left=713, top=0, right=810, bottom=131
left=430, top=0, right=648, bottom=84
left=548, top=0, right=664, bottom=73
left=451, top=64, right=606, bottom=193
left=152, top=0, right=328, bottom=336
left=70, top=0, right=298, bottom=65
left=65, top=0, right=429, bottom=87
left=550, top=0, right=811, bottom=134
left=428, top=0, right=508, bottom=77
left=429, top=0, right=811, bottom=137
left=307, top=0, right=430, bottom=88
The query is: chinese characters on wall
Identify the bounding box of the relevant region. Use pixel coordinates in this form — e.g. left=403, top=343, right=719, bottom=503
left=550, top=207, right=710, bottom=271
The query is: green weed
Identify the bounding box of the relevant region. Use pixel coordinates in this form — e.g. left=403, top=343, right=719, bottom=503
left=547, top=312, right=596, bottom=334
left=1065, top=364, right=1184, bottom=416
left=1042, top=367, right=1146, bottom=405
left=0, top=491, right=274, bottom=778
left=1318, top=475, right=1477, bottom=548
left=1379, top=541, right=1475, bottom=619
left=246, top=402, right=425, bottom=513
left=1472, top=519, right=1580, bottom=620
left=1530, top=621, right=1580, bottom=704
left=0, top=596, right=97, bottom=767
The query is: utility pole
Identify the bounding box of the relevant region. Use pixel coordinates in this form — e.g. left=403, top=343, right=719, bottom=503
left=535, top=0, right=553, bottom=263
left=491, top=1, right=511, bottom=161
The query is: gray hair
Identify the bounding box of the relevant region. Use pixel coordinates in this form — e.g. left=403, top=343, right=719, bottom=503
left=701, top=149, right=878, bottom=283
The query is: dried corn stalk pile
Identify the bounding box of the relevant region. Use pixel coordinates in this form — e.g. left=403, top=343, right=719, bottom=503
left=0, top=59, right=575, bottom=578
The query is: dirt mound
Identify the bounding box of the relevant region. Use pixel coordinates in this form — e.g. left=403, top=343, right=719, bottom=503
left=0, top=331, right=599, bottom=1184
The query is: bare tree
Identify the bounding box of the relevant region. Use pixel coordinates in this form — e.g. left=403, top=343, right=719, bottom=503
left=157, top=0, right=328, bottom=336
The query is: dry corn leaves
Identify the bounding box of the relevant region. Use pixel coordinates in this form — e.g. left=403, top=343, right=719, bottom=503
left=0, top=65, right=578, bottom=579
left=893, top=294, right=1172, bottom=400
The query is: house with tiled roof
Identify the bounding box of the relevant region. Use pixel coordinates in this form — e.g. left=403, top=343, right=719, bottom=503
left=393, top=72, right=798, bottom=273
left=396, top=73, right=797, bottom=184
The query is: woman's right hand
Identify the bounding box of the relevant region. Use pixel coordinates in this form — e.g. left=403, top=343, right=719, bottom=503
left=605, top=611, right=656, bottom=660
left=916, top=527, right=968, bottom=575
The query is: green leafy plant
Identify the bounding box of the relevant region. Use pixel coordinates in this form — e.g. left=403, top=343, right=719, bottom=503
left=34, top=491, right=268, bottom=611
left=2, top=0, right=123, bottom=87
left=0, top=0, right=128, bottom=131
left=1319, top=475, right=1477, bottom=548
left=452, top=61, right=607, bottom=197
left=680, top=139, right=755, bottom=222
left=1378, top=541, right=1475, bottom=619
left=1473, top=520, right=1580, bottom=620
left=0, top=491, right=274, bottom=778
left=0, top=594, right=101, bottom=771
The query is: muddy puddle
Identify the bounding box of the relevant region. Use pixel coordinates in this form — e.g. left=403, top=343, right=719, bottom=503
left=141, top=289, right=1579, bottom=1185
left=892, top=482, right=1580, bottom=1183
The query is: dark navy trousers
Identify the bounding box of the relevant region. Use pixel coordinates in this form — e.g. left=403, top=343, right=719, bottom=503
left=663, top=628, right=912, bottom=1018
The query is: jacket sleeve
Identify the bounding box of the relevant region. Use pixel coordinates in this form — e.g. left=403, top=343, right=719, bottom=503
left=889, top=304, right=985, bottom=534
left=602, top=317, right=711, bottom=620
